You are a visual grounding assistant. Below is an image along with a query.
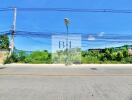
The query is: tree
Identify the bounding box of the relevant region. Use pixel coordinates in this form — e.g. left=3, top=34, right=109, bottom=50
left=104, top=48, right=112, bottom=60
left=116, top=52, right=123, bottom=61
left=123, top=49, right=128, bottom=57
left=0, top=34, right=9, bottom=50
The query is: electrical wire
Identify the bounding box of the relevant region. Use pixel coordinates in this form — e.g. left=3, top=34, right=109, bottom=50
left=1, top=7, right=132, bottom=13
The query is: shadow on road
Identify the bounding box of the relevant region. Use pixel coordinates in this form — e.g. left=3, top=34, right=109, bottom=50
left=0, top=67, right=6, bottom=69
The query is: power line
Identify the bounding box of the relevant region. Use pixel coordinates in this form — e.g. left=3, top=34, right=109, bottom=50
left=14, top=34, right=132, bottom=42
left=1, top=30, right=132, bottom=43
left=1, top=7, right=132, bottom=13
left=3, top=30, right=132, bottom=40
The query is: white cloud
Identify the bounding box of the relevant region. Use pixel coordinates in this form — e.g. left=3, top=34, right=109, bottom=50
left=98, top=32, right=105, bottom=37
left=88, top=35, right=95, bottom=41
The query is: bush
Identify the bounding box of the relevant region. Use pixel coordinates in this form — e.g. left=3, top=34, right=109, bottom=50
left=4, top=53, right=18, bottom=64
left=27, top=51, right=51, bottom=63
left=122, top=57, right=132, bottom=63
left=116, top=52, right=123, bottom=61
left=4, top=46, right=132, bottom=64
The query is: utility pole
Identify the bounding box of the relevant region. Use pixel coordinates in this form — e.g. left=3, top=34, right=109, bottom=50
left=64, top=18, right=70, bottom=65
left=9, top=8, right=17, bottom=56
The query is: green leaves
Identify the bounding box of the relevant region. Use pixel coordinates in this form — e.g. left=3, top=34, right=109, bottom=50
left=4, top=50, right=51, bottom=64
left=81, top=46, right=131, bottom=64
left=0, top=34, right=9, bottom=50
left=27, top=51, right=50, bottom=63
left=3, top=45, right=132, bottom=64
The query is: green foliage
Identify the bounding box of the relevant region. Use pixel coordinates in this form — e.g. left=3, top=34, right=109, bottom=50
left=4, top=45, right=132, bottom=64
left=123, top=49, right=128, bottom=57
left=25, top=50, right=51, bottom=64
left=81, top=46, right=131, bottom=64
left=122, top=57, right=132, bottom=63
left=4, top=50, right=51, bottom=64
left=0, top=34, right=9, bottom=50
left=116, top=52, right=123, bottom=61
left=52, top=48, right=81, bottom=64
left=4, top=53, right=18, bottom=64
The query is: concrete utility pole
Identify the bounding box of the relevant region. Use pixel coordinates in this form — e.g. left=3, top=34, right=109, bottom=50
left=9, top=8, right=17, bottom=56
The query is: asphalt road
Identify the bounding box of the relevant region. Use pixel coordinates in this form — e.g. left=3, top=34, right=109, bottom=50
left=0, top=64, right=132, bottom=100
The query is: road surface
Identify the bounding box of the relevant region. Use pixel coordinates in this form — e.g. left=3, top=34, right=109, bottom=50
left=0, top=64, right=132, bottom=100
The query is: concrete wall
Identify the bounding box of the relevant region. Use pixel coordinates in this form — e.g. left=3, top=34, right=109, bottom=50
left=0, top=50, right=8, bottom=63
left=128, top=49, right=132, bottom=56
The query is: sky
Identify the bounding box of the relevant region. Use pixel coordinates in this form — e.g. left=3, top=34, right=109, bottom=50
left=0, top=0, right=132, bottom=51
